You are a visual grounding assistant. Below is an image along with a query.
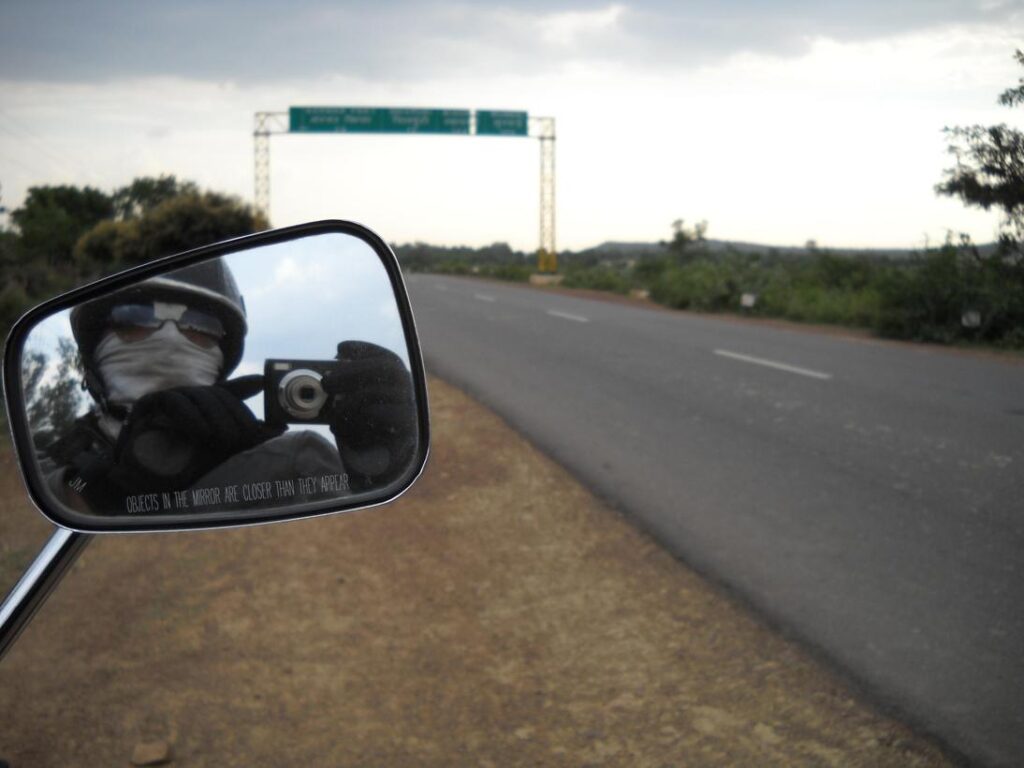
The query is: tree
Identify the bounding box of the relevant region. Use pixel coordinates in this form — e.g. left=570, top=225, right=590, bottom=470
left=666, top=218, right=708, bottom=264
left=73, top=188, right=267, bottom=281
left=0, top=229, right=18, bottom=274
left=112, top=175, right=198, bottom=220
left=72, top=218, right=138, bottom=277
left=127, top=191, right=266, bottom=263
left=925, top=49, right=1024, bottom=346
left=11, top=185, right=115, bottom=266
left=24, top=338, right=84, bottom=448
left=936, top=49, right=1024, bottom=264
left=9, top=185, right=115, bottom=298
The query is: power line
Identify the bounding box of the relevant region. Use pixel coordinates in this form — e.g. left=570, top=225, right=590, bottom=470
left=0, top=145, right=57, bottom=180
left=0, top=110, right=99, bottom=185
left=0, top=110, right=81, bottom=171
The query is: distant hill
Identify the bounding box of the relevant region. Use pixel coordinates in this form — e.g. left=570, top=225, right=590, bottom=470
left=576, top=239, right=997, bottom=260
left=581, top=241, right=665, bottom=254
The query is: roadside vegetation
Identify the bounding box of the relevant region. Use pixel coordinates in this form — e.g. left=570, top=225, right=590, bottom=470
left=401, top=51, right=1024, bottom=351
left=399, top=233, right=1023, bottom=350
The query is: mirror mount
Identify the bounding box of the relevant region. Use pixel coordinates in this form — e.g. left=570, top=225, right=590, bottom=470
left=0, top=528, right=90, bottom=662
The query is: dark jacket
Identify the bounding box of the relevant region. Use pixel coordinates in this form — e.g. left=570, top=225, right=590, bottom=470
left=40, top=413, right=346, bottom=516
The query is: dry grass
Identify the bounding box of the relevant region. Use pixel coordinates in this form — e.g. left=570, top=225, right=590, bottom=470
left=0, top=378, right=950, bottom=767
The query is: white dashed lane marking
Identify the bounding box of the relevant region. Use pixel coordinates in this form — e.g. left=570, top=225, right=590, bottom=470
left=547, top=310, right=589, bottom=323
left=713, top=349, right=832, bottom=380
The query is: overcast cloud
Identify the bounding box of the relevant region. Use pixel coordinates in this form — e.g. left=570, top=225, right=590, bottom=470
left=1, top=1, right=1018, bottom=84
left=1, top=2, right=1022, bottom=250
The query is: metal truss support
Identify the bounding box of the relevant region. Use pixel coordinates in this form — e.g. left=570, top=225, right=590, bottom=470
left=253, top=112, right=288, bottom=225
left=255, top=110, right=556, bottom=269
left=533, top=117, right=557, bottom=273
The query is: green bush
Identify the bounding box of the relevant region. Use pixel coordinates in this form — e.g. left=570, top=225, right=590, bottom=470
left=415, top=260, right=531, bottom=282
left=431, top=260, right=472, bottom=276
left=632, top=257, right=671, bottom=288
left=999, top=326, right=1024, bottom=349
left=406, top=235, right=1024, bottom=349
left=561, top=266, right=631, bottom=294
left=481, top=264, right=532, bottom=282
left=649, top=260, right=740, bottom=311
left=873, top=246, right=1024, bottom=346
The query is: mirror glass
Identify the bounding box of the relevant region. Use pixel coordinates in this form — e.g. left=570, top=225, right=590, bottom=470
left=18, top=231, right=421, bottom=523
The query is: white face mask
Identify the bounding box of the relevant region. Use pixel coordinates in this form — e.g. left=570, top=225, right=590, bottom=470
left=95, top=320, right=225, bottom=409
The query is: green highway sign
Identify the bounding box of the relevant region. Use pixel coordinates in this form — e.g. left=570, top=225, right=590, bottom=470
left=290, top=107, right=470, bottom=134
left=476, top=110, right=529, bottom=136
left=289, top=107, right=531, bottom=137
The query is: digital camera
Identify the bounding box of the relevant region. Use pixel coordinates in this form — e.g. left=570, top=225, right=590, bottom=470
left=264, top=359, right=338, bottom=428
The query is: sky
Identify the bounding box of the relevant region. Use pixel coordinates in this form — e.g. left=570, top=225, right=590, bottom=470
left=1, top=1, right=1022, bottom=252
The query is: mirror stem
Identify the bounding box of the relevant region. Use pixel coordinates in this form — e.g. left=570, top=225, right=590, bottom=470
left=0, top=527, right=91, bottom=662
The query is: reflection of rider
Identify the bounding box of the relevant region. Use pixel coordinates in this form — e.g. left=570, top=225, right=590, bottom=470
left=42, top=260, right=414, bottom=515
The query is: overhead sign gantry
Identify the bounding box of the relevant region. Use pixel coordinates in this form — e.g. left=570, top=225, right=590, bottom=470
left=254, top=107, right=556, bottom=271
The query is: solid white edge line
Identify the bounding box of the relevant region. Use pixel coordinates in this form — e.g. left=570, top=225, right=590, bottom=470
left=547, top=309, right=589, bottom=323
left=713, top=349, right=832, bottom=380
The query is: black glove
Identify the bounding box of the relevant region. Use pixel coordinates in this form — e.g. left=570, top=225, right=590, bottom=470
left=114, top=378, right=283, bottom=491
left=322, top=341, right=417, bottom=488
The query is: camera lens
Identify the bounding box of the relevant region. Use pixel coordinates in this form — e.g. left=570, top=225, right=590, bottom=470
left=278, top=369, right=328, bottom=420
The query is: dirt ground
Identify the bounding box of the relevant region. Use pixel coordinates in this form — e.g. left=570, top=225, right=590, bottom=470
left=0, top=377, right=952, bottom=767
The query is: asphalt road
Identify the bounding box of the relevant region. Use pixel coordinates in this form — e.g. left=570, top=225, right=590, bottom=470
left=405, top=274, right=1024, bottom=768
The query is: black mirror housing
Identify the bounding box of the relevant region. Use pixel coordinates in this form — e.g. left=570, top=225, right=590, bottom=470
left=2, top=220, right=430, bottom=533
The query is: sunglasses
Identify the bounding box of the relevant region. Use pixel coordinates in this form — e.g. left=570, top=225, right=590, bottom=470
left=108, top=303, right=225, bottom=349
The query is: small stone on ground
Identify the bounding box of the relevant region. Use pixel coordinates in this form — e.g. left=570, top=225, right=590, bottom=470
left=131, top=740, right=172, bottom=766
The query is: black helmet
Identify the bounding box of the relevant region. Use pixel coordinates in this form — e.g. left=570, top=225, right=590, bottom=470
left=71, top=259, right=248, bottom=382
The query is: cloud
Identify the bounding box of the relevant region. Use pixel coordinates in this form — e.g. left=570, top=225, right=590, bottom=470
left=0, top=1, right=1019, bottom=84
left=0, top=5, right=1020, bottom=252
left=539, top=4, right=626, bottom=47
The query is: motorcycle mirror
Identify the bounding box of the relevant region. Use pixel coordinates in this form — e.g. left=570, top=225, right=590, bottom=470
left=2, top=220, right=429, bottom=533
